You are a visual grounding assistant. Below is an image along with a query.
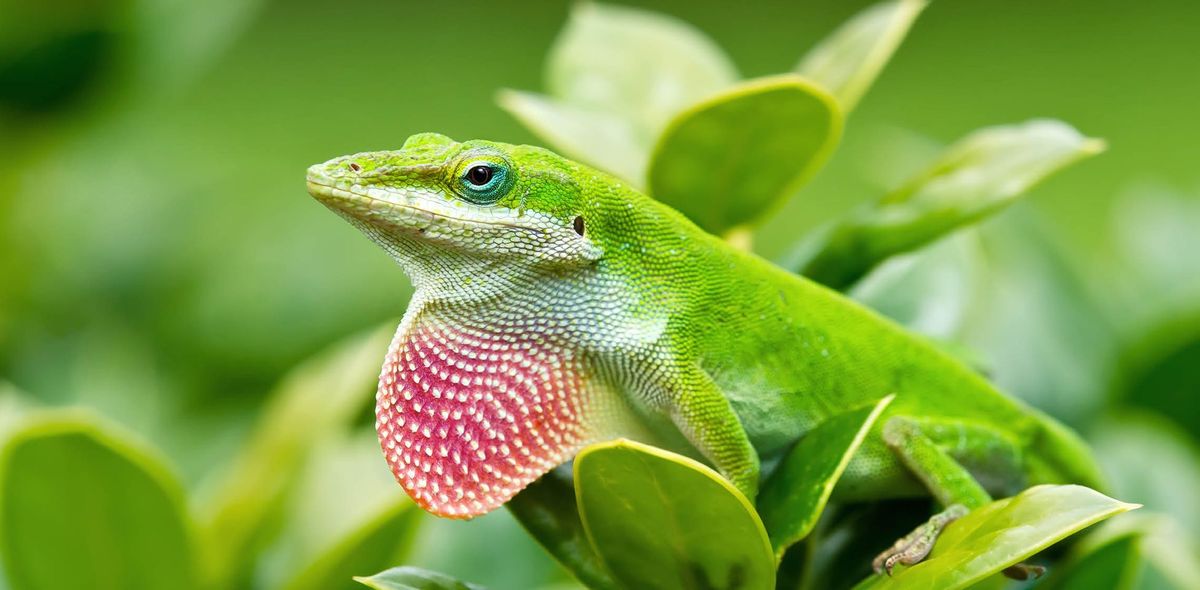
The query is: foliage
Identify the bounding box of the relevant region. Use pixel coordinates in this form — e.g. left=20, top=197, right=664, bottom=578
left=2, top=1, right=1199, bottom=590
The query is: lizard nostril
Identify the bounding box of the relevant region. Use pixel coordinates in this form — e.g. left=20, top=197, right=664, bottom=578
left=348, top=162, right=362, bottom=172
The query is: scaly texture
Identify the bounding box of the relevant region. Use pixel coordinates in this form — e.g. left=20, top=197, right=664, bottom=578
left=306, top=133, right=1104, bottom=520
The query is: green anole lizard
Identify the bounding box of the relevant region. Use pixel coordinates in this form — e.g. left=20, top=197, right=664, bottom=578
left=306, top=133, right=1104, bottom=572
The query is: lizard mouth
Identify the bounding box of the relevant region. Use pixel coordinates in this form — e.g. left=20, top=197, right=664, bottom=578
left=305, top=179, right=539, bottom=234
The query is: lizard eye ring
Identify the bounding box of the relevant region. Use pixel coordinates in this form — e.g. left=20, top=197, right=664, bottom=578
left=456, top=157, right=512, bottom=203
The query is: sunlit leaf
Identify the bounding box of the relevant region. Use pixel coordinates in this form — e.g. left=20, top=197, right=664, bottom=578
left=574, top=439, right=775, bottom=590
left=496, top=90, right=646, bottom=185
left=797, top=119, right=1104, bottom=289
left=197, top=323, right=394, bottom=588
left=648, top=75, right=842, bottom=237
left=547, top=2, right=736, bottom=134
left=0, top=413, right=198, bottom=590
left=797, top=0, right=927, bottom=111
left=355, top=566, right=486, bottom=590
left=268, top=434, right=423, bottom=590
left=851, top=485, right=1138, bottom=590
left=759, top=395, right=893, bottom=557
left=501, top=2, right=737, bottom=185
left=507, top=468, right=618, bottom=590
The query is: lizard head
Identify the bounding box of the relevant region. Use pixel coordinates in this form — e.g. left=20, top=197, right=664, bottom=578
left=307, top=134, right=635, bottom=518
left=306, top=132, right=603, bottom=286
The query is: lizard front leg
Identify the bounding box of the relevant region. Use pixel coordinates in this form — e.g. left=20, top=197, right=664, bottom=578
left=661, top=364, right=761, bottom=499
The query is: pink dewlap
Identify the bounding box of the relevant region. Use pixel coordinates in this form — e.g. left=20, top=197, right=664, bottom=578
left=375, top=320, right=588, bottom=517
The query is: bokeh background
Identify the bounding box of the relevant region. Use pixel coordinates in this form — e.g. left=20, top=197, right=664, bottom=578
left=1, top=1, right=1198, bottom=589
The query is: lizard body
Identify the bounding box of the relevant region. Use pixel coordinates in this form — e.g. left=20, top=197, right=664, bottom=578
left=306, top=133, right=1103, bottom=523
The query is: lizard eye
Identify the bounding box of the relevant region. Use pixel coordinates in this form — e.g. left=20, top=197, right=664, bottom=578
left=466, top=165, right=493, bottom=186
left=457, top=158, right=512, bottom=203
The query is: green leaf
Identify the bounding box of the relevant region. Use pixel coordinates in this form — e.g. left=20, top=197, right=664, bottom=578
left=507, top=468, right=619, bottom=590
left=496, top=90, right=647, bottom=185
left=278, top=502, right=421, bottom=590
left=758, top=395, right=894, bottom=557
left=797, top=119, right=1104, bottom=290
left=198, top=323, right=394, bottom=588
left=648, top=75, right=842, bottom=236
left=1044, top=511, right=1200, bottom=590
left=501, top=2, right=737, bottom=186
left=270, top=434, right=423, bottom=590
left=1039, top=529, right=1142, bottom=590
left=574, top=439, right=774, bottom=590
left=797, top=0, right=928, bottom=111
left=547, top=2, right=736, bottom=135
left=355, top=566, right=486, bottom=590
left=851, top=485, right=1138, bottom=590
left=0, top=413, right=198, bottom=590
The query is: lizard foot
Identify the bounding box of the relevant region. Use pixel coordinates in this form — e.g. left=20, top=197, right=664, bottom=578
left=872, top=504, right=969, bottom=575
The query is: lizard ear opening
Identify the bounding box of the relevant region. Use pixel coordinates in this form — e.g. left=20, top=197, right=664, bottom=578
left=573, top=215, right=585, bottom=236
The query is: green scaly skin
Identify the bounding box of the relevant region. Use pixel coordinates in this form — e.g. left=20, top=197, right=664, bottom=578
left=305, top=133, right=1104, bottom=528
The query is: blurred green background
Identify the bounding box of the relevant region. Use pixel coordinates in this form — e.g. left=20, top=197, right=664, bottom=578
left=1, top=1, right=1198, bottom=589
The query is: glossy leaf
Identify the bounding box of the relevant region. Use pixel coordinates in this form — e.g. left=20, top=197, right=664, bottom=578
left=496, top=90, right=647, bottom=185
left=797, top=119, right=1104, bottom=289
left=575, top=439, right=775, bottom=590
left=852, top=485, right=1138, bottom=590
left=270, top=434, right=423, bottom=590
left=507, top=468, right=618, bottom=590
left=648, top=75, right=842, bottom=236
left=501, top=2, right=737, bottom=185
left=0, top=413, right=198, bottom=590
left=797, top=0, right=927, bottom=111
left=198, top=323, right=394, bottom=587
left=547, top=2, right=736, bottom=135
left=758, top=395, right=894, bottom=557
left=355, top=567, right=486, bottom=590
